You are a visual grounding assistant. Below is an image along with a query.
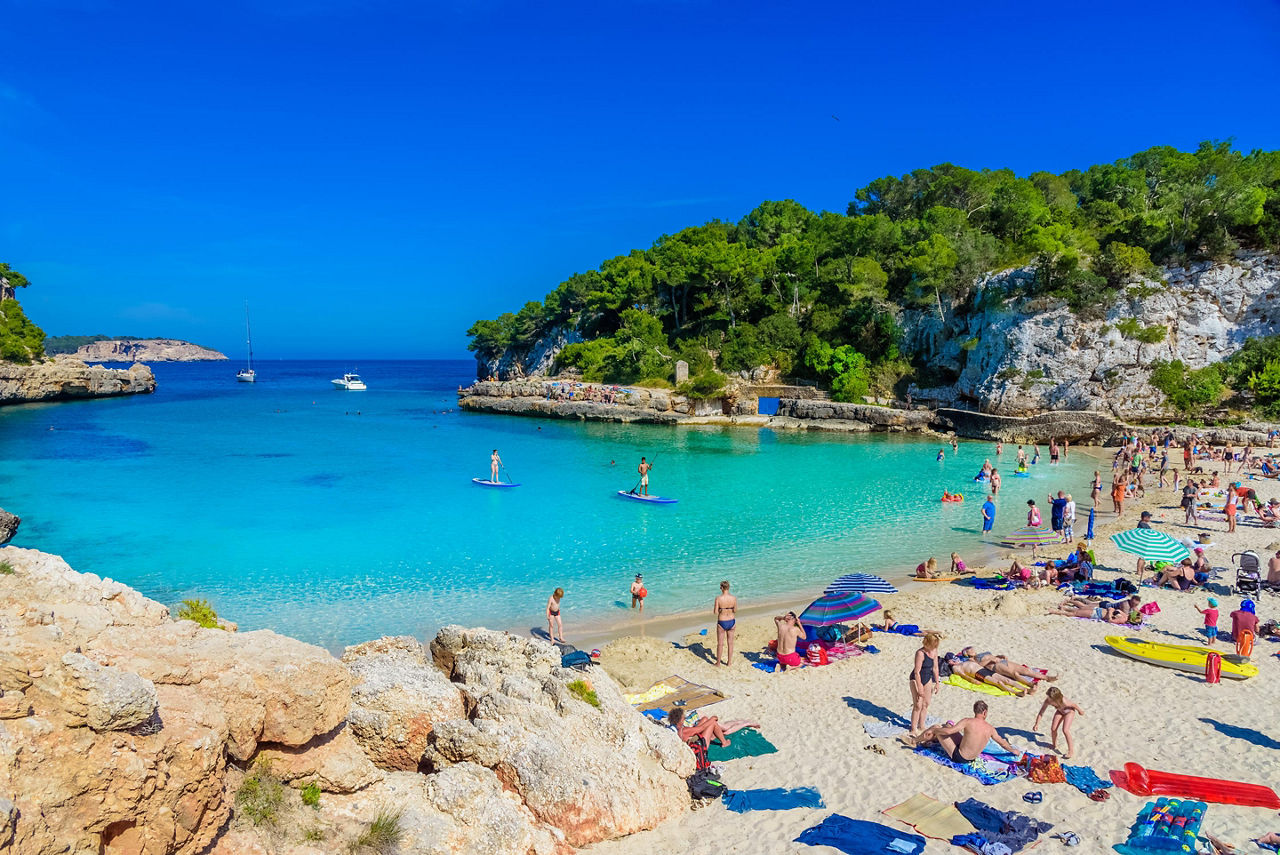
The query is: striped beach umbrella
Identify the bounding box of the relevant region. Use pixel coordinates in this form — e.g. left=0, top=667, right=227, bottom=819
left=824, top=573, right=899, bottom=596
left=798, top=592, right=882, bottom=627
left=1110, top=528, right=1190, bottom=563
left=1001, top=527, right=1064, bottom=547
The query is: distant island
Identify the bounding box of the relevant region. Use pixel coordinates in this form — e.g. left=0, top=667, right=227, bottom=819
left=45, top=335, right=227, bottom=362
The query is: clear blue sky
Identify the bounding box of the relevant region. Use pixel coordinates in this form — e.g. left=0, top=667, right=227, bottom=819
left=3, top=0, right=1278, bottom=359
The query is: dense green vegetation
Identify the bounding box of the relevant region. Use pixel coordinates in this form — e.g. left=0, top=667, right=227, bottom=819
left=468, top=142, right=1280, bottom=402
left=0, top=262, right=45, bottom=363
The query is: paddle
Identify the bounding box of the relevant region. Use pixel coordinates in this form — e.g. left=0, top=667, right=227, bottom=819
left=500, top=463, right=515, bottom=485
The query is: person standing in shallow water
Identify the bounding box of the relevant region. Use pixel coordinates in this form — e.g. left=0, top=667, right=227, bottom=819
left=713, top=581, right=737, bottom=666
left=546, top=588, right=565, bottom=643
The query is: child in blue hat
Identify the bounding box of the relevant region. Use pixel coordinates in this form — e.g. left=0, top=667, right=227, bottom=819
left=1197, top=597, right=1220, bottom=646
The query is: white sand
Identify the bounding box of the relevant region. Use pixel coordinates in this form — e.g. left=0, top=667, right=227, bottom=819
left=586, top=465, right=1280, bottom=854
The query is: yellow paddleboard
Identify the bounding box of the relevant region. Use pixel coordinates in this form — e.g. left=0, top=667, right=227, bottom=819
left=1105, top=635, right=1258, bottom=680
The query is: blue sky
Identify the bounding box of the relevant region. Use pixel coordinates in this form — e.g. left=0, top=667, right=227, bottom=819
left=2, top=0, right=1279, bottom=359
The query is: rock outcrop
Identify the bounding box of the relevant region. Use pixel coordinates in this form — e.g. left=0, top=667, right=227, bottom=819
left=0, top=548, right=694, bottom=855
left=0, top=508, right=18, bottom=546
left=478, top=324, right=582, bottom=380
left=904, top=252, right=1280, bottom=418
left=0, top=356, right=156, bottom=406
left=72, top=339, right=227, bottom=362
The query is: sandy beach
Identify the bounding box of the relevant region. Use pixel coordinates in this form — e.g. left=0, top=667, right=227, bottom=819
left=584, top=452, right=1280, bottom=854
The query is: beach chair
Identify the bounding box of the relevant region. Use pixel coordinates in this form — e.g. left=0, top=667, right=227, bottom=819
left=1232, top=551, right=1262, bottom=596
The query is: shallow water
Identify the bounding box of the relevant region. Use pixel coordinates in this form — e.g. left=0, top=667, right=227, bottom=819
left=0, top=360, right=1096, bottom=650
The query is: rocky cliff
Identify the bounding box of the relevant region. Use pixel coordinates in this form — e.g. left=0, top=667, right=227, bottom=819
left=71, top=339, right=227, bottom=362
left=0, top=547, right=691, bottom=855
left=904, top=252, right=1280, bottom=418
left=0, top=356, right=156, bottom=406
left=478, top=324, right=582, bottom=380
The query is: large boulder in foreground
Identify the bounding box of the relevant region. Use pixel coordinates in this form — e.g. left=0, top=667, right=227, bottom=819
left=425, top=626, right=693, bottom=847
left=342, top=636, right=466, bottom=771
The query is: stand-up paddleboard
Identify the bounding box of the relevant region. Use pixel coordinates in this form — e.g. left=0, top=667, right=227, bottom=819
left=617, top=490, right=677, bottom=504
left=472, top=478, right=520, bottom=488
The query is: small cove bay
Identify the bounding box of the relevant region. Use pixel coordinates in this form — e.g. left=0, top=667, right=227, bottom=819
left=0, top=360, right=1095, bottom=650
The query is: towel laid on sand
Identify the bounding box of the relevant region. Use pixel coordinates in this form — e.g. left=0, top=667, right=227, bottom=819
left=795, top=815, right=926, bottom=855
left=1062, top=764, right=1113, bottom=796
left=863, top=715, right=943, bottom=740
left=954, top=798, right=1052, bottom=853
left=915, top=745, right=1021, bottom=786
left=706, top=728, right=777, bottom=762
left=882, top=793, right=976, bottom=840
left=724, top=786, right=824, bottom=814
left=943, top=674, right=1020, bottom=697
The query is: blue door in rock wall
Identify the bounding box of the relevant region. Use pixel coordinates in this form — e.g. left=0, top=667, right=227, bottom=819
left=758, top=396, right=780, bottom=415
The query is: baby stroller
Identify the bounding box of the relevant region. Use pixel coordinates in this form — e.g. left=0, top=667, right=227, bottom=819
left=1232, top=551, right=1262, bottom=596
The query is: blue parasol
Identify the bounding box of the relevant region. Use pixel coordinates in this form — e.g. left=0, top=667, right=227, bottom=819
left=1087, top=507, right=1096, bottom=541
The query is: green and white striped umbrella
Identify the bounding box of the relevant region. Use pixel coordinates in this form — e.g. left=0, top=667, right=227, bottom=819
left=1002, top=527, right=1063, bottom=547
left=1109, top=528, right=1190, bottom=563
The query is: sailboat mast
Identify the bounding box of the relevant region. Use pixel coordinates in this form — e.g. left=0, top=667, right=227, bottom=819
left=244, top=303, right=253, bottom=372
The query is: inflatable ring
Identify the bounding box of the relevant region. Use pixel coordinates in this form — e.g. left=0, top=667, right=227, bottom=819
left=941, top=494, right=964, bottom=503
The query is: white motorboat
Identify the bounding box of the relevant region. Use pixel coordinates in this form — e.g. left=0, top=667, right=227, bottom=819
left=332, top=372, right=367, bottom=390
left=236, top=304, right=256, bottom=382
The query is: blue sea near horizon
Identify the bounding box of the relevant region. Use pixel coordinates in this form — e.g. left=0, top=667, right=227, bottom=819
left=0, top=360, right=1097, bottom=651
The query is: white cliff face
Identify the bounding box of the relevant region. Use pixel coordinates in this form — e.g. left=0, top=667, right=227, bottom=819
left=72, top=339, right=227, bottom=362
left=0, top=356, right=157, bottom=406
left=905, top=252, right=1280, bottom=418
left=479, top=324, right=583, bottom=380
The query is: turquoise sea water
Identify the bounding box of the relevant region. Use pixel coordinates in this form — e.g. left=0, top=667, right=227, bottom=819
left=0, top=360, right=1096, bottom=650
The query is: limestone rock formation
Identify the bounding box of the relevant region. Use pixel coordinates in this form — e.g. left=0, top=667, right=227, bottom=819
left=342, top=636, right=466, bottom=771
left=905, top=252, right=1280, bottom=418
left=0, top=356, right=156, bottom=406
left=51, top=651, right=158, bottom=731
left=253, top=723, right=383, bottom=794
left=72, top=338, right=227, bottom=362
left=0, top=508, right=18, bottom=546
left=478, top=323, right=583, bottom=380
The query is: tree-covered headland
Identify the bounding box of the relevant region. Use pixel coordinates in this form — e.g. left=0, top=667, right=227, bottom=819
left=467, top=142, right=1280, bottom=415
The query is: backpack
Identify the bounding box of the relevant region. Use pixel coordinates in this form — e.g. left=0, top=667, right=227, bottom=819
left=561, top=650, right=593, bottom=669
left=687, top=768, right=725, bottom=800
left=688, top=737, right=710, bottom=771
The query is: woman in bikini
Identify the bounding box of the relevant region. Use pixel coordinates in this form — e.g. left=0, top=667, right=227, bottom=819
left=908, top=632, right=941, bottom=735
left=1034, top=687, right=1084, bottom=759
left=1091, top=470, right=1102, bottom=506
left=712, top=581, right=737, bottom=667
left=546, top=588, right=565, bottom=643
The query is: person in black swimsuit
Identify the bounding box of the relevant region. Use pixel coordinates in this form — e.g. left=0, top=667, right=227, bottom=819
left=908, top=633, right=941, bottom=735
left=546, top=588, right=565, bottom=643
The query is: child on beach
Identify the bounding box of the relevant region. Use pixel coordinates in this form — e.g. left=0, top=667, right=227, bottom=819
left=916, top=557, right=939, bottom=579
left=630, top=574, right=646, bottom=612
left=950, top=552, right=970, bottom=575
left=1197, top=598, right=1220, bottom=646
left=1033, top=686, right=1084, bottom=760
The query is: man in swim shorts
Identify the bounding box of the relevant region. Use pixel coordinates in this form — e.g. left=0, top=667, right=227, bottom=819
left=774, top=611, right=807, bottom=671
left=637, top=456, right=652, bottom=496
left=904, top=701, right=1022, bottom=762
left=713, top=581, right=737, bottom=666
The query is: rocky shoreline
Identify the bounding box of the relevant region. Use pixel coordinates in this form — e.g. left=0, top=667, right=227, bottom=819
left=459, top=380, right=1280, bottom=445
left=0, top=547, right=690, bottom=855
left=70, top=339, right=227, bottom=362
left=0, top=356, right=156, bottom=407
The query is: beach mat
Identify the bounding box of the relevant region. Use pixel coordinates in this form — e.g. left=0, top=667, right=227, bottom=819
left=914, top=745, right=1021, bottom=785
left=882, top=793, right=975, bottom=840
left=942, top=674, right=1019, bottom=697
left=795, top=815, right=926, bottom=855
left=629, top=675, right=727, bottom=714
left=706, top=728, right=777, bottom=762
left=724, top=786, right=824, bottom=814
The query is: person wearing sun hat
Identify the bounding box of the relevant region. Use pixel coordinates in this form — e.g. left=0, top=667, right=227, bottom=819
left=1196, top=597, right=1220, bottom=646
left=629, top=574, right=647, bottom=612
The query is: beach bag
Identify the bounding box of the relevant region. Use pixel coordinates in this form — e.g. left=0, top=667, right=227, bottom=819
left=1236, top=630, right=1254, bottom=658
left=687, top=737, right=711, bottom=772
left=1025, top=754, right=1066, bottom=784
left=561, top=650, right=593, bottom=669
left=687, top=767, right=724, bottom=799
left=1205, top=652, right=1221, bottom=684
left=806, top=645, right=829, bottom=666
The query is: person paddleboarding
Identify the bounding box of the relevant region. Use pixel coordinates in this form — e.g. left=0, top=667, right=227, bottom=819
left=490, top=449, right=503, bottom=483
left=637, top=456, right=653, bottom=497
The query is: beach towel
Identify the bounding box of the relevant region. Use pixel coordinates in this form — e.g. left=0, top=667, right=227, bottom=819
left=795, top=815, right=927, bottom=855
left=914, top=745, right=1022, bottom=786
left=1063, top=764, right=1113, bottom=797
left=943, top=674, right=1019, bottom=697
left=882, top=793, right=976, bottom=840
left=873, top=624, right=922, bottom=636
left=724, top=786, right=824, bottom=813
left=954, top=798, right=1053, bottom=853
left=863, top=715, right=942, bottom=740
left=706, top=728, right=778, bottom=762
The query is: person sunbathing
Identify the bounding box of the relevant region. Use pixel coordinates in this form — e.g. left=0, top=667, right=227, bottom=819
left=959, top=647, right=1058, bottom=685
left=1047, top=600, right=1129, bottom=623
left=1154, top=559, right=1197, bottom=591
left=666, top=708, right=759, bottom=747
left=943, top=654, right=1030, bottom=696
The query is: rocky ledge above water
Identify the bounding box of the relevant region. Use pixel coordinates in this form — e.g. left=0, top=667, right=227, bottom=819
left=71, top=339, right=227, bottom=362
left=0, top=547, right=691, bottom=854
left=0, top=356, right=156, bottom=406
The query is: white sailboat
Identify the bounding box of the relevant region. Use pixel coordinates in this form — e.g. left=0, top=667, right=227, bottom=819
left=236, top=304, right=256, bottom=383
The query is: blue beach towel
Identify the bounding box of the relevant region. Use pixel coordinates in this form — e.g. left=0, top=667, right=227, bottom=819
left=795, top=815, right=926, bottom=854
left=1063, top=764, right=1113, bottom=796
left=914, top=745, right=1021, bottom=785
left=724, top=786, right=824, bottom=813
left=954, top=798, right=1053, bottom=853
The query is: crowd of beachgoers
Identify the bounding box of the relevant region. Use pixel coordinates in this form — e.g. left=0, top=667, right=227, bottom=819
left=577, top=427, right=1280, bottom=855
